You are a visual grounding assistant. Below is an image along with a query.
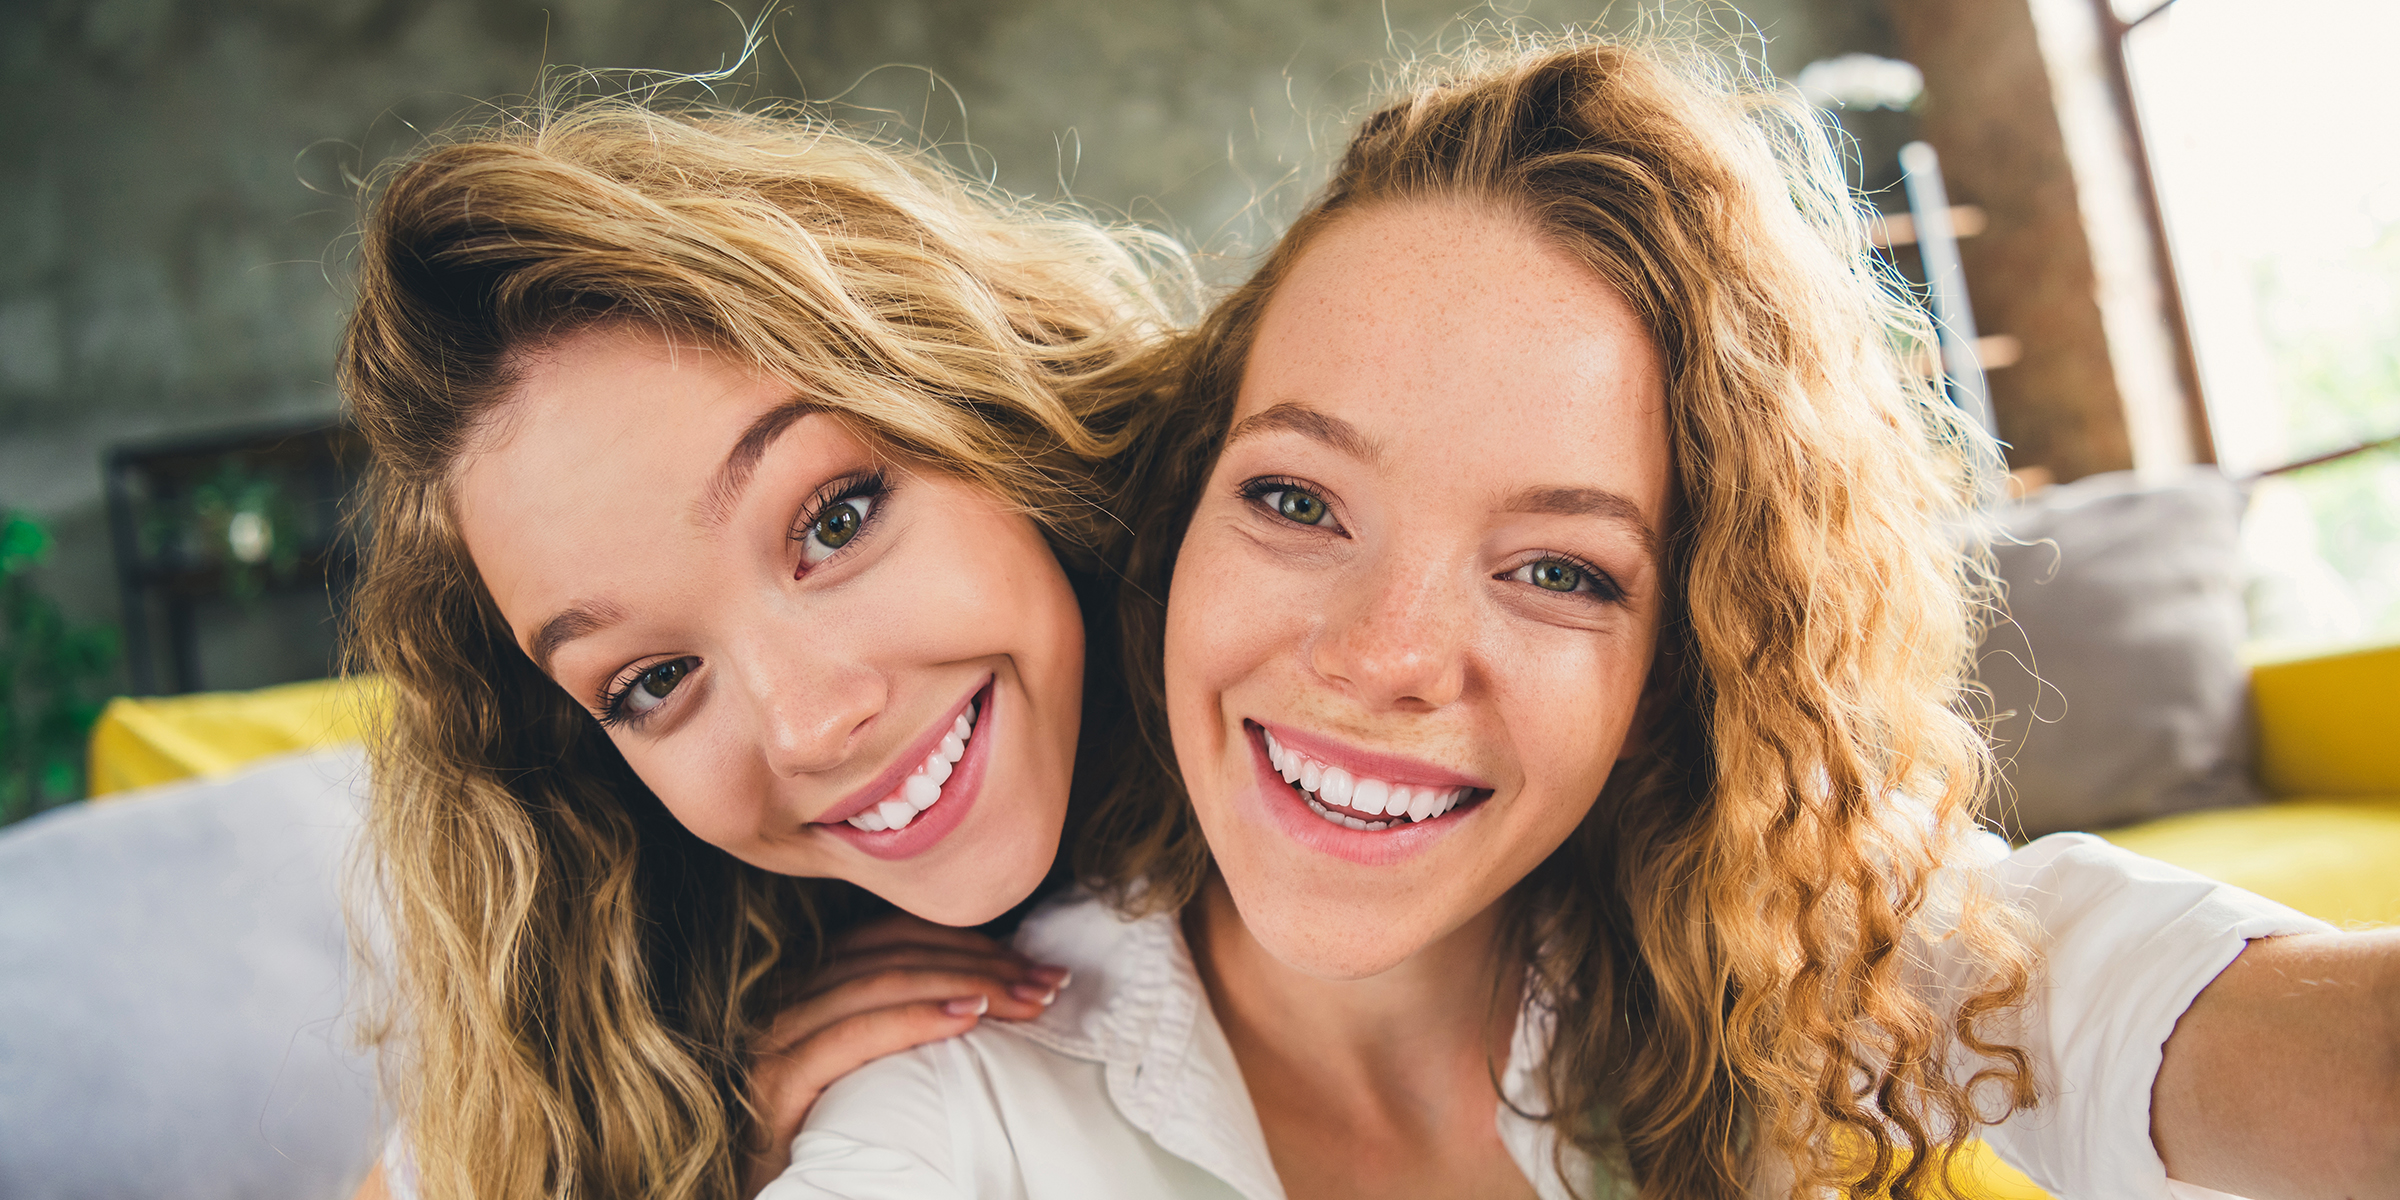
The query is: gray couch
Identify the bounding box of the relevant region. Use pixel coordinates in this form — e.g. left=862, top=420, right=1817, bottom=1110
left=0, top=748, right=382, bottom=1199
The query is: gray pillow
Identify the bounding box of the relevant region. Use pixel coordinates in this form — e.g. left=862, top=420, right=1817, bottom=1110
left=1977, top=469, right=2260, bottom=837
left=0, top=747, right=383, bottom=1200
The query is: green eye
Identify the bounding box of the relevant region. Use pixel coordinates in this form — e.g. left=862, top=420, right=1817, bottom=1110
left=1527, top=560, right=1583, bottom=592
left=815, top=501, right=862, bottom=548
left=1275, top=489, right=1328, bottom=525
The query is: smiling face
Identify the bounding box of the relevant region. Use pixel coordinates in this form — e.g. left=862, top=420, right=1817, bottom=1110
left=1163, top=199, right=1672, bottom=979
left=452, top=326, right=1084, bottom=926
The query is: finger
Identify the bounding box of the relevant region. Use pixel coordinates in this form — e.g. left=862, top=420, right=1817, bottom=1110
left=758, top=966, right=1059, bottom=1050
left=751, top=997, right=992, bottom=1140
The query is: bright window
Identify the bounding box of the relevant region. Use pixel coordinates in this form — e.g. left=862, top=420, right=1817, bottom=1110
left=2122, top=0, right=2400, bottom=643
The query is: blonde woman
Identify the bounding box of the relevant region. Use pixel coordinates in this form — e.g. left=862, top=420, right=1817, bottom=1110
left=338, top=100, right=1186, bottom=1198
left=780, top=36, right=2400, bottom=1200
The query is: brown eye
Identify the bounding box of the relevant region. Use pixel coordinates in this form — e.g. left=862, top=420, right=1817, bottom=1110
left=640, top=658, right=689, bottom=698
left=800, top=496, right=874, bottom=565
left=616, top=656, right=698, bottom=719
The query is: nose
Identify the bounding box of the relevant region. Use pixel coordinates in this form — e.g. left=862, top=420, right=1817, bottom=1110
left=1308, top=551, right=1471, bottom=711
left=743, top=643, right=887, bottom=779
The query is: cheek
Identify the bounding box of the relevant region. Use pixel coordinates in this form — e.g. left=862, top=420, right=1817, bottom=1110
left=1162, top=530, right=1271, bottom=724
left=1508, top=640, right=1652, bottom=815
left=629, top=734, right=773, bottom=849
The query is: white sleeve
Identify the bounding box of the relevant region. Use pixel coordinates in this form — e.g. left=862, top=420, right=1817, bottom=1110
left=380, top=1127, right=420, bottom=1200
left=760, top=1039, right=989, bottom=1200
left=1945, top=832, right=2333, bottom=1200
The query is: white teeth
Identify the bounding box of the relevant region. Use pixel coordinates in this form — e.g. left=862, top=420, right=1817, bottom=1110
left=1320, top=767, right=1355, bottom=807
left=1353, top=778, right=1390, bottom=817
left=1265, top=730, right=1477, bottom=833
left=846, top=698, right=981, bottom=831
left=1304, top=792, right=1394, bottom=832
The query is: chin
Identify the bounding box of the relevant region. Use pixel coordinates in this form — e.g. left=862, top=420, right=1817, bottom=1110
left=886, top=811, right=1062, bottom=927
left=1220, top=868, right=1431, bottom=981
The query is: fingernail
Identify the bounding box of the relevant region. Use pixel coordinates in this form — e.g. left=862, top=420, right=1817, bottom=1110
left=943, top=995, right=989, bottom=1017
left=1026, top=965, right=1071, bottom=986
left=1008, top=981, right=1058, bottom=1005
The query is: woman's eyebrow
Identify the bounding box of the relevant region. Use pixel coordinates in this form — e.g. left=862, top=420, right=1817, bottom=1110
left=1501, top=485, right=1660, bottom=558
left=695, top=398, right=823, bottom=529
left=530, top=598, right=629, bottom=676
left=1225, top=401, right=1384, bottom=465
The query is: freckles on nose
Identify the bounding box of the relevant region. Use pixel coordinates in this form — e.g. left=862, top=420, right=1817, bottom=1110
left=1313, top=569, right=1472, bottom=705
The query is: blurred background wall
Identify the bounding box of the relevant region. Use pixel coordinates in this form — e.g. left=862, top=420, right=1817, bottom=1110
left=9, top=0, right=2396, bottom=820
left=0, top=0, right=1902, bottom=691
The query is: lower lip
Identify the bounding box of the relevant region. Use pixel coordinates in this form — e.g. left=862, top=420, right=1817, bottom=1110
left=1239, top=722, right=1479, bottom=867
left=817, top=679, right=995, bottom=861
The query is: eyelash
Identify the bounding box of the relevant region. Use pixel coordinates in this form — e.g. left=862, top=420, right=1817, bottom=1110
left=1238, top=476, right=1341, bottom=530
left=1507, top=551, right=1627, bottom=605
left=1239, top=476, right=1625, bottom=605
left=790, top=469, right=892, bottom=570
left=597, top=657, right=695, bottom=730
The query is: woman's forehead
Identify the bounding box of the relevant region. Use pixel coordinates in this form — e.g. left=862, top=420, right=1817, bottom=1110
left=1236, top=200, right=1670, bottom=485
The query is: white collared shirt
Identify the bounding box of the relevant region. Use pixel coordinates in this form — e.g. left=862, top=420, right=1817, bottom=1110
left=766, top=833, right=2328, bottom=1200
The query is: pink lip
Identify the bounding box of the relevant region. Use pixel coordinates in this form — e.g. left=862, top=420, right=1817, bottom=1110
left=1253, top=720, right=1491, bottom=791
left=812, top=677, right=993, bottom=862
left=1240, top=721, right=1490, bottom=867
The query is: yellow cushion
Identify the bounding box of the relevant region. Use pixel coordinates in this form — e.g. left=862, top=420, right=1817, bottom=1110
left=2098, top=795, right=2400, bottom=928
left=2250, top=642, right=2400, bottom=798
left=83, top=675, right=387, bottom=799
left=1945, top=1141, right=2050, bottom=1200
left=1843, top=1137, right=2051, bottom=1199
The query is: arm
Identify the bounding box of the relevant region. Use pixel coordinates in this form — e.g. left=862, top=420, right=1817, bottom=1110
left=2152, top=928, right=2400, bottom=1200
left=354, top=913, right=1064, bottom=1200
left=739, top=913, right=1067, bottom=1197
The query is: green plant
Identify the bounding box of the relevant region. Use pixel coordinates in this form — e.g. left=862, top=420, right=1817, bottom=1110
left=1, top=511, right=122, bottom=825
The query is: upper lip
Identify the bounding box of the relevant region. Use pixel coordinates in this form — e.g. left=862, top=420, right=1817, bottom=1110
left=812, top=677, right=990, bottom=826
left=1251, top=720, right=1492, bottom=791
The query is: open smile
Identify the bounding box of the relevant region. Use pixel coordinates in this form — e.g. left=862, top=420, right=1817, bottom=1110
left=1242, top=720, right=1492, bottom=864
left=816, top=676, right=994, bottom=860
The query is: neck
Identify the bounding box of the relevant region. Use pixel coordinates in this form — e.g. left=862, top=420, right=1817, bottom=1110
left=1184, top=873, right=1533, bottom=1199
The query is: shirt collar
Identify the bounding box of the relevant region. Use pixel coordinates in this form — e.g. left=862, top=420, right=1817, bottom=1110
left=998, top=889, right=1605, bottom=1200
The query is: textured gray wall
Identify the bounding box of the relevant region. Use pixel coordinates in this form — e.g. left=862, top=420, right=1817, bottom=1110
left=0, top=0, right=1886, bottom=691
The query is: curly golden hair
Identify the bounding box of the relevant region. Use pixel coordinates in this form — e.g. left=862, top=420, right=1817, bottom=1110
left=1077, top=35, right=2037, bottom=1200
left=341, top=98, right=1186, bottom=1200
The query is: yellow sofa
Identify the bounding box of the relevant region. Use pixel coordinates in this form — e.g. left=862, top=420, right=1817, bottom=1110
left=82, top=644, right=2400, bottom=1200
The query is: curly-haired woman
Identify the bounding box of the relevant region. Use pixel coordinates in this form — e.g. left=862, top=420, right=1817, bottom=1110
left=778, top=35, right=2398, bottom=1200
